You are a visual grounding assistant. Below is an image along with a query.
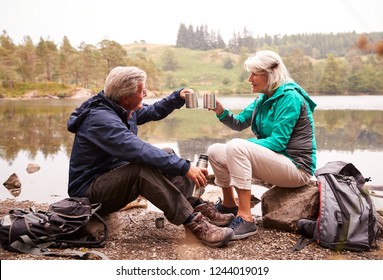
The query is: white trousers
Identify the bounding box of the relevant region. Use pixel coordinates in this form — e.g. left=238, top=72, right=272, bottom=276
left=207, top=138, right=312, bottom=191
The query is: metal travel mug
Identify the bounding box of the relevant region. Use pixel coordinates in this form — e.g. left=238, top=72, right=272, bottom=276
left=185, top=92, right=198, bottom=108
left=203, top=93, right=216, bottom=109
left=155, top=217, right=165, bottom=228
left=192, top=154, right=209, bottom=198
left=196, top=154, right=208, bottom=168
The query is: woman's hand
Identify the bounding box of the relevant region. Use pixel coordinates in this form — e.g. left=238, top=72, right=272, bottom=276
left=210, top=99, right=224, bottom=115
left=186, top=165, right=208, bottom=188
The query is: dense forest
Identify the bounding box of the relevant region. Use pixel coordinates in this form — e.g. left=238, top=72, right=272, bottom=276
left=0, top=24, right=382, bottom=97
left=176, top=23, right=383, bottom=58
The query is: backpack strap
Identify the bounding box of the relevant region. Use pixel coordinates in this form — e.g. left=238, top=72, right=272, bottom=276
left=10, top=235, right=109, bottom=260
left=290, top=236, right=315, bottom=252
left=54, top=212, right=108, bottom=247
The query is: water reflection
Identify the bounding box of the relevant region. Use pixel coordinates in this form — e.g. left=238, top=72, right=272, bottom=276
left=1, top=97, right=383, bottom=204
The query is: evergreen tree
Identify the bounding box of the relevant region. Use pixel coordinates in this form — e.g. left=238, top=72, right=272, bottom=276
left=35, top=38, right=58, bottom=82
left=215, top=31, right=226, bottom=49
left=58, top=36, right=77, bottom=84
left=176, top=23, right=188, bottom=48
left=17, top=36, right=37, bottom=83
left=78, top=42, right=104, bottom=88
left=0, top=31, right=18, bottom=89
left=186, top=25, right=196, bottom=49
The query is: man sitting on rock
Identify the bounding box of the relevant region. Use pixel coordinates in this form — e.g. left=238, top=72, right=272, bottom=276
left=66, top=66, right=234, bottom=247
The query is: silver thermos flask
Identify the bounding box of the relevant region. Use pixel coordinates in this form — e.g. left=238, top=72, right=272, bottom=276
left=192, top=154, right=208, bottom=198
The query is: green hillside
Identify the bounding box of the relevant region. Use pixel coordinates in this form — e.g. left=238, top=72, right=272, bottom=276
left=124, top=43, right=249, bottom=94
left=1, top=31, right=381, bottom=98
left=123, top=42, right=383, bottom=96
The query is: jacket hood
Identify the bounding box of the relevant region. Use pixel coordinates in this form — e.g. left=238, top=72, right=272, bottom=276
left=273, top=82, right=317, bottom=112
left=67, top=91, right=129, bottom=133
left=286, top=82, right=316, bottom=112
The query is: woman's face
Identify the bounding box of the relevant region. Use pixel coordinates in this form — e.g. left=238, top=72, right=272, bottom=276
left=248, top=72, right=268, bottom=94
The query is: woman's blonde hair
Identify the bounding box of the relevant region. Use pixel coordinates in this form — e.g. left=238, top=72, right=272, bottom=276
left=244, top=50, right=293, bottom=92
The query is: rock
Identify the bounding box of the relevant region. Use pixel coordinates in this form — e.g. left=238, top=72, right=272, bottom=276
left=22, top=90, right=38, bottom=99
left=3, top=173, right=22, bottom=197
left=120, top=196, right=148, bottom=211
left=82, top=212, right=123, bottom=240
left=261, top=184, right=319, bottom=232
left=26, top=163, right=40, bottom=174
left=68, top=88, right=93, bottom=99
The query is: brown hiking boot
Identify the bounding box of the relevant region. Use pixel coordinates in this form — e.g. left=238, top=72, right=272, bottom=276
left=184, top=212, right=234, bottom=247
left=194, top=201, right=235, bottom=226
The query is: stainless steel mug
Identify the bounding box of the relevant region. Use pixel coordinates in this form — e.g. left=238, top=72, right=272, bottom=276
left=185, top=92, right=198, bottom=108
left=155, top=217, right=165, bottom=228
left=203, top=93, right=216, bottom=109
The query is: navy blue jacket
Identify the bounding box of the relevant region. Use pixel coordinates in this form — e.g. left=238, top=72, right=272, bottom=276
left=67, top=89, right=191, bottom=197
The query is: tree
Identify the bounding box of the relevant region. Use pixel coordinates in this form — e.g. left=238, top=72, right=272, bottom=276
left=215, top=31, right=226, bottom=49
left=284, top=49, right=315, bottom=92
left=36, top=38, right=58, bottom=82
left=319, top=54, right=345, bottom=94
left=176, top=23, right=188, bottom=48
left=98, top=39, right=127, bottom=72
left=223, top=57, right=233, bottom=69
left=132, top=53, right=161, bottom=91
left=176, top=23, right=226, bottom=50
left=58, top=36, right=78, bottom=84
left=0, top=30, right=18, bottom=89
left=347, top=55, right=383, bottom=93
left=161, top=48, right=179, bottom=71
left=17, top=36, right=37, bottom=83
left=78, top=42, right=104, bottom=88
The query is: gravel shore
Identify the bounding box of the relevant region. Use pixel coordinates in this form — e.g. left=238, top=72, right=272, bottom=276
left=0, top=199, right=382, bottom=261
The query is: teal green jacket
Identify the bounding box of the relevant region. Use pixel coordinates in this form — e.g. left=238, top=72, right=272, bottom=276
left=218, top=82, right=317, bottom=175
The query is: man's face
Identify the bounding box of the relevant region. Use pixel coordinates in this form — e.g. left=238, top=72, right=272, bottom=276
left=121, top=83, right=147, bottom=111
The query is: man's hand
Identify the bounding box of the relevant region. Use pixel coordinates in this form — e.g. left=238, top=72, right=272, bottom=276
left=180, top=88, right=195, bottom=99
left=186, top=165, right=208, bottom=188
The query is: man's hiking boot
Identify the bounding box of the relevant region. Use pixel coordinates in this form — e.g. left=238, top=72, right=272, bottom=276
left=184, top=212, right=234, bottom=247
left=194, top=201, right=235, bottom=227
left=229, top=216, right=257, bottom=240
left=214, top=197, right=238, bottom=216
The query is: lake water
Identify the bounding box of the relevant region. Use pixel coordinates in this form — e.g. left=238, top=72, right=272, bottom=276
left=0, top=95, right=382, bottom=210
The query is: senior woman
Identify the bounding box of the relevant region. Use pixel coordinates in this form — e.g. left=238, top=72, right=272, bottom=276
left=207, top=50, right=317, bottom=240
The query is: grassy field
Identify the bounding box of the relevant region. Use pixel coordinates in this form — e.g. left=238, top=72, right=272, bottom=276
left=124, top=43, right=250, bottom=94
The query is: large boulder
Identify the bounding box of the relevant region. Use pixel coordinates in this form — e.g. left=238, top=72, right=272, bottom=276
left=261, top=184, right=319, bottom=232
left=3, top=173, right=21, bottom=197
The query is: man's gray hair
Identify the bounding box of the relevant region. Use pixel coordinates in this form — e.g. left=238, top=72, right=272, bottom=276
left=104, top=66, right=147, bottom=103
left=244, top=50, right=293, bottom=92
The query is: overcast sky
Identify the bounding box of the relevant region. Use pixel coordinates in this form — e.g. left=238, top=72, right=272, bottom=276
left=1, top=0, right=382, bottom=47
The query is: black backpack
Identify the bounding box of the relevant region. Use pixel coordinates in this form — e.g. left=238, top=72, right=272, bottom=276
left=0, top=197, right=108, bottom=259
left=293, top=161, right=381, bottom=252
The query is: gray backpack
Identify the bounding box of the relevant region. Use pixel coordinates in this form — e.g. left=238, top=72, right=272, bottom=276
left=0, top=197, right=108, bottom=259
left=293, top=161, right=380, bottom=252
